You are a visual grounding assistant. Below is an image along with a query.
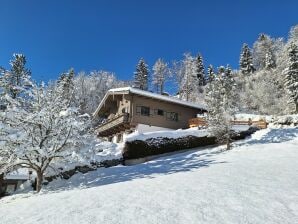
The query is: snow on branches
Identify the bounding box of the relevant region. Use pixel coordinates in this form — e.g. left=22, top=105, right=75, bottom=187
left=205, top=65, right=238, bottom=150
left=0, top=81, right=92, bottom=192
left=284, top=42, right=298, bottom=114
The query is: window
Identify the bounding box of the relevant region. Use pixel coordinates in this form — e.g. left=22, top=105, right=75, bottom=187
left=166, top=112, right=178, bottom=121
left=157, top=109, right=164, bottom=116
left=136, top=106, right=150, bottom=116
left=154, top=109, right=164, bottom=116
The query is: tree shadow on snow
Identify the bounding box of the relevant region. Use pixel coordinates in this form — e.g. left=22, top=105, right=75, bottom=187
left=44, top=149, right=225, bottom=193
left=236, top=127, right=298, bottom=146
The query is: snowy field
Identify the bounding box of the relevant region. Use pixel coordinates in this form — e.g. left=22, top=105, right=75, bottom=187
left=1, top=127, right=298, bottom=224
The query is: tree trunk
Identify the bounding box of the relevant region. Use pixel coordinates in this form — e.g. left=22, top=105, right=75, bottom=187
left=226, top=139, right=231, bottom=150
left=36, top=170, right=43, bottom=193
left=0, top=173, right=4, bottom=196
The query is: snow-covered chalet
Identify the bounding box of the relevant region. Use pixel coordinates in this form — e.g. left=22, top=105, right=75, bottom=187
left=93, top=87, right=207, bottom=143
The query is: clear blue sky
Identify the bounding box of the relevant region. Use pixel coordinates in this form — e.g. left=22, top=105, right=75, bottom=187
left=0, top=0, right=297, bottom=81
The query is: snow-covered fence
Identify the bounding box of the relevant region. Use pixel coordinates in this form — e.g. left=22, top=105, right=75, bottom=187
left=189, top=117, right=268, bottom=129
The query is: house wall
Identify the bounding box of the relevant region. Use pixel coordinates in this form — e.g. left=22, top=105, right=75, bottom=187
left=130, top=94, right=203, bottom=130
left=135, top=124, right=173, bottom=133
left=116, top=95, right=131, bottom=115
left=98, top=94, right=131, bottom=118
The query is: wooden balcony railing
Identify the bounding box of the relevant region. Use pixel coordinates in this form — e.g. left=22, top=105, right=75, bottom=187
left=96, top=113, right=130, bottom=136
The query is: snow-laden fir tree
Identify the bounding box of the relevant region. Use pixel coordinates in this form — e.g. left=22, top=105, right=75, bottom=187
left=57, top=68, right=75, bottom=106
left=195, top=54, right=205, bottom=86
left=152, top=58, right=168, bottom=94
left=239, top=44, right=255, bottom=75
left=206, top=64, right=215, bottom=83
left=133, top=58, right=149, bottom=91
left=284, top=42, right=298, bottom=114
left=205, top=65, right=238, bottom=150
left=0, top=54, right=32, bottom=101
left=265, top=50, right=276, bottom=70
left=0, top=81, right=92, bottom=192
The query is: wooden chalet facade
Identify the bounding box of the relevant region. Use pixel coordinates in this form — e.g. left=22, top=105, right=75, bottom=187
left=93, top=87, right=207, bottom=143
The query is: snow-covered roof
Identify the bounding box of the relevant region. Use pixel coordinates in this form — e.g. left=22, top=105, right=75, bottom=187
left=93, top=87, right=207, bottom=116
left=4, top=174, right=28, bottom=180
left=4, top=168, right=29, bottom=180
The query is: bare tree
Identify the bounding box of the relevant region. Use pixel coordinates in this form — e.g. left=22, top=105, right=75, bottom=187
left=0, top=82, right=91, bottom=192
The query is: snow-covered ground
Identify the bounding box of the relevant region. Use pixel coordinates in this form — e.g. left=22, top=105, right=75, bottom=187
left=1, top=127, right=298, bottom=224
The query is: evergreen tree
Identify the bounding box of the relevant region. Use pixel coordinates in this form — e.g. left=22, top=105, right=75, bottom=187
left=0, top=54, right=32, bottom=100
left=58, top=68, right=75, bottom=105
left=133, top=58, right=149, bottom=91
left=284, top=43, right=298, bottom=113
left=265, top=50, right=276, bottom=70
left=195, top=54, right=205, bottom=86
left=205, top=65, right=238, bottom=150
left=152, top=58, right=168, bottom=94
left=239, top=44, right=255, bottom=75
left=207, top=64, right=215, bottom=82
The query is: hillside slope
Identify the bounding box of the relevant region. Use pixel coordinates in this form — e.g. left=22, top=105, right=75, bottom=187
left=1, top=127, right=298, bottom=224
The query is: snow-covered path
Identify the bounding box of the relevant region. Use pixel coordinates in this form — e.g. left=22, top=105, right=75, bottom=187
left=1, top=128, right=298, bottom=224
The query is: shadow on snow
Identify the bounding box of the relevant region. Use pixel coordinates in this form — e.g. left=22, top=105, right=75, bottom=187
left=236, top=127, right=298, bottom=146
left=44, top=148, right=225, bottom=193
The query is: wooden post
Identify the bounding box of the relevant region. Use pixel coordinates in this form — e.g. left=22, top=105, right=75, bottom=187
left=248, top=118, right=252, bottom=126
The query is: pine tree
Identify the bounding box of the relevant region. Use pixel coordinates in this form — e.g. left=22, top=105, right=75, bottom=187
left=265, top=50, right=276, bottom=70
left=152, top=58, right=168, bottom=94
left=58, top=68, right=75, bottom=105
left=133, top=58, right=149, bottom=91
left=0, top=54, right=32, bottom=100
left=239, top=44, right=255, bottom=75
left=205, top=65, right=238, bottom=150
left=195, top=54, right=205, bottom=86
left=284, top=43, right=298, bottom=114
left=207, top=64, right=215, bottom=82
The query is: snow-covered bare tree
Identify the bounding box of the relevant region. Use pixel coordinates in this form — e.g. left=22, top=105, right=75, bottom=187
left=284, top=42, right=298, bottom=114
left=152, top=58, right=168, bottom=94
left=0, top=82, right=92, bottom=192
left=73, top=70, right=128, bottom=115
left=239, top=43, right=255, bottom=75
left=252, top=33, right=283, bottom=71
left=238, top=69, right=287, bottom=115
left=133, top=58, right=149, bottom=90
left=179, top=53, right=199, bottom=101
left=205, top=65, right=238, bottom=150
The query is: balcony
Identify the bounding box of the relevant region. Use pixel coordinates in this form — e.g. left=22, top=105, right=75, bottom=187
left=96, top=113, right=131, bottom=137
